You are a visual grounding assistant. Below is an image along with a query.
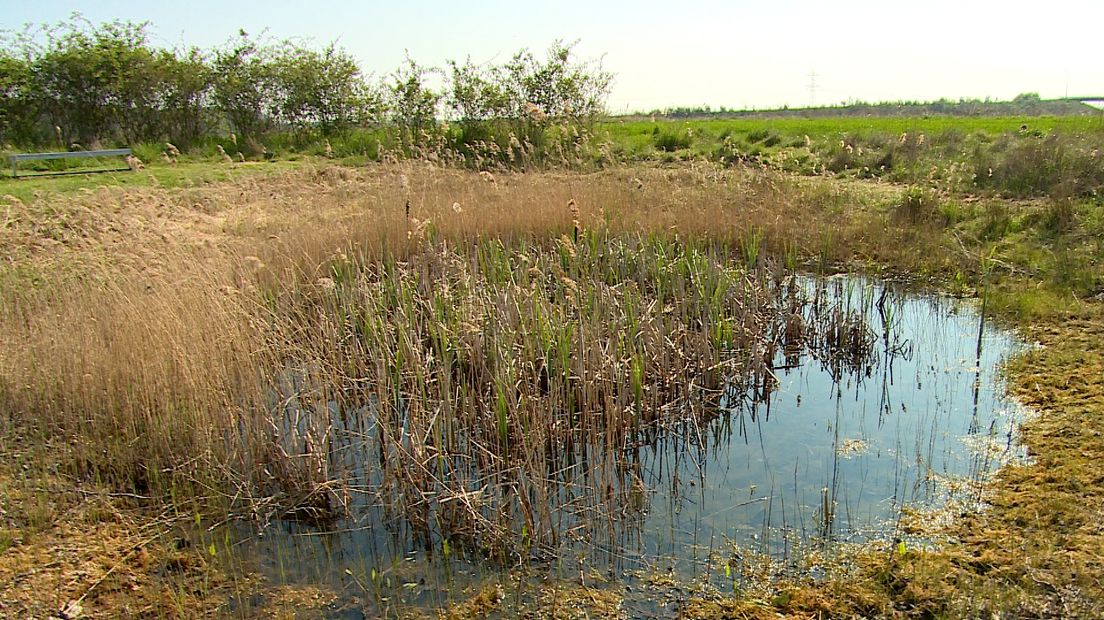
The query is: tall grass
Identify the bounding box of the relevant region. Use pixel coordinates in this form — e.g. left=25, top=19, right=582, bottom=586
left=0, top=163, right=890, bottom=555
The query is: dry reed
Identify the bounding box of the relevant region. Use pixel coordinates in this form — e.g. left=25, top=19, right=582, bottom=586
left=0, top=162, right=882, bottom=556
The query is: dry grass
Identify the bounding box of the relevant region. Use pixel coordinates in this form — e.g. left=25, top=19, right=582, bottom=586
left=0, top=162, right=893, bottom=523
left=0, top=435, right=244, bottom=619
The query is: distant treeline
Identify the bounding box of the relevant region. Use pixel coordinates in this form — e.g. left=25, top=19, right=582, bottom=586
left=643, top=94, right=1100, bottom=121
left=0, top=17, right=611, bottom=155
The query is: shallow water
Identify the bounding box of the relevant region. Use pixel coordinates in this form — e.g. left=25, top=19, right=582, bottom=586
left=225, top=275, right=1025, bottom=617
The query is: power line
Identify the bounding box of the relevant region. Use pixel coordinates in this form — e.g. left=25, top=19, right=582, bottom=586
left=808, top=71, right=818, bottom=107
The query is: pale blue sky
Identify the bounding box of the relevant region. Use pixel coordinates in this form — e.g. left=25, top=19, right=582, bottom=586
left=3, top=1, right=1101, bottom=112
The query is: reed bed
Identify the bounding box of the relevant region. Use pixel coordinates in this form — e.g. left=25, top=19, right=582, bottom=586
left=0, top=163, right=884, bottom=559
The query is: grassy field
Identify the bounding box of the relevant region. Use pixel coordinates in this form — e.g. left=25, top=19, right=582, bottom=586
left=9, top=112, right=1104, bottom=201
left=0, top=143, right=1102, bottom=617
left=599, top=115, right=1104, bottom=200
left=603, top=114, right=1104, bottom=149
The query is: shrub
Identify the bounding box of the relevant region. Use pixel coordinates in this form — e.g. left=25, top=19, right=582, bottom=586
left=977, top=133, right=1104, bottom=198
left=893, top=186, right=944, bottom=225
left=977, top=202, right=1012, bottom=241
left=655, top=129, right=692, bottom=152
left=1042, top=199, right=1076, bottom=234
left=747, top=129, right=781, bottom=147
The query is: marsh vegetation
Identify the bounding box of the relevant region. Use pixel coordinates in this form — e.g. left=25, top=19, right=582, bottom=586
left=3, top=154, right=1097, bottom=617
left=1, top=17, right=1103, bottom=619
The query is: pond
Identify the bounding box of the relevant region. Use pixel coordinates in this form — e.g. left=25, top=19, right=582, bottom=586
left=222, top=275, right=1025, bottom=618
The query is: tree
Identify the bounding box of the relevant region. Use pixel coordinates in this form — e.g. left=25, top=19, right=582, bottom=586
left=0, top=52, right=35, bottom=145
left=501, top=41, right=612, bottom=121
left=446, top=58, right=512, bottom=122
left=157, top=49, right=213, bottom=148
left=10, top=17, right=213, bottom=146
left=387, top=57, right=440, bottom=132
left=27, top=19, right=147, bottom=145
left=211, top=33, right=279, bottom=141
left=445, top=41, right=612, bottom=123
left=271, top=44, right=379, bottom=136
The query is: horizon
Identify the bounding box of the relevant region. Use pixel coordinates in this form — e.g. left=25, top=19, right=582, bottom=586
left=3, top=1, right=1103, bottom=113
left=613, top=94, right=1104, bottom=116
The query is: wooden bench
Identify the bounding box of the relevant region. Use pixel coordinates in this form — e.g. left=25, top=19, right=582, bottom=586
left=8, top=148, right=134, bottom=178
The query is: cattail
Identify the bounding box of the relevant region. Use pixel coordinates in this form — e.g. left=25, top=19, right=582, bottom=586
left=479, top=170, right=498, bottom=190
left=568, top=198, right=580, bottom=243
left=216, top=144, right=233, bottom=165
left=524, top=102, right=547, bottom=122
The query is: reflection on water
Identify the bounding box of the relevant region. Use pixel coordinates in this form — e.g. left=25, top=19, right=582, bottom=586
left=225, top=276, right=1024, bottom=617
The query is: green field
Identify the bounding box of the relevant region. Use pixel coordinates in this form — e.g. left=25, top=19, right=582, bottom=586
left=596, top=115, right=1104, bottom=197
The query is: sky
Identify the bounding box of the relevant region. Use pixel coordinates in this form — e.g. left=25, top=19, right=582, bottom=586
left=3, top=0, right=1102, bottom=113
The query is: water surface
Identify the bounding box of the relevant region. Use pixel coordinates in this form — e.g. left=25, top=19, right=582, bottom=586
left=225, top=275, right=1025, bottom=617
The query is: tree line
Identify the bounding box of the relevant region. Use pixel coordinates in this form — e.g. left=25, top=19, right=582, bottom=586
left=0, top=17, right=612, bottom=155
left=650, top=93, right=1097, bottom=121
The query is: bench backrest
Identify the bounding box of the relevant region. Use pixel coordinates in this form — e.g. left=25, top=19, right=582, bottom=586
left=10, top=148, right=133, bottom=162
left=8, top=148, right=134, bottom=178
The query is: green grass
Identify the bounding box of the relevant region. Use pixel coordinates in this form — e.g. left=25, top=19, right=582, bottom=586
left=0, top=160, right=305, bottom=204
left=598, top=115, right=1104, bottom=199
left=7, top=112, right=1103, bottom=199
left=601, top=114, right=1104, bottom=145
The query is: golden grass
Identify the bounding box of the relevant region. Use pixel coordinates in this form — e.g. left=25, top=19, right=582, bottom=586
left=0, top=162, right=894, bottom=516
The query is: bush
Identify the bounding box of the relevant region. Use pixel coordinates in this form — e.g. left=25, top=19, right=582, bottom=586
left=1042, top=199, right=1076, bottom=234
left=893, top=186, right=944, bottom=225
left=655, top=129, right=692, bottom=152
left=977, top=202, right=1013, bottom=241
left=747, top=129, right=781, bottom=147
left=976, top=133, right=1104, bottom=199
